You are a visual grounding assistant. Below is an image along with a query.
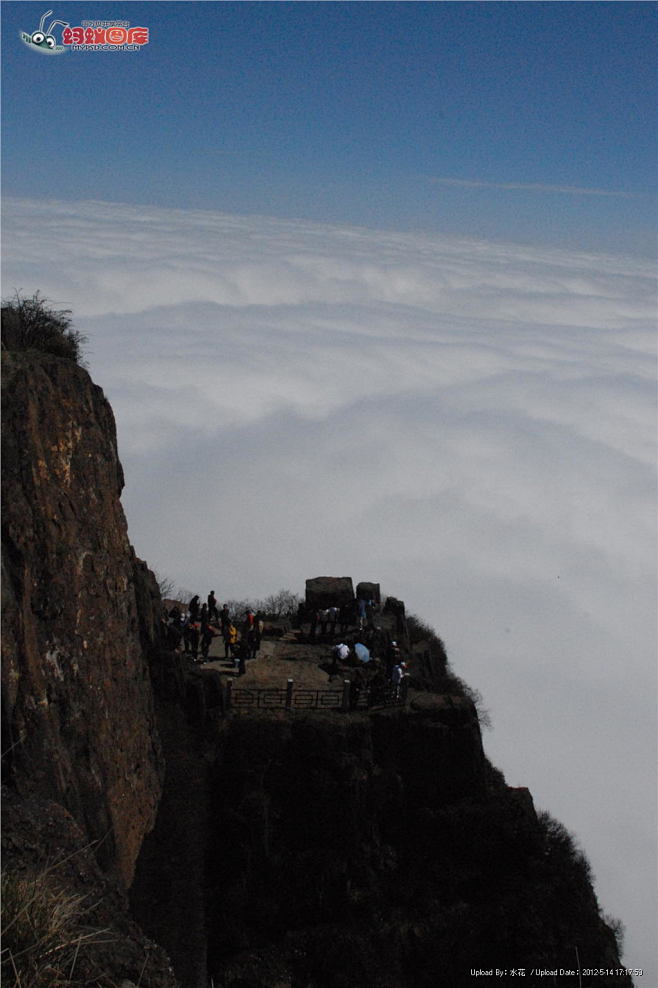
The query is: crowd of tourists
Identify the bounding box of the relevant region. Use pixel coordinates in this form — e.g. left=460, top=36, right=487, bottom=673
left=308, top=595, right=406, bottom=642
left=307, top=596, right=380, bottom=640
left=329, top=635, right=408, bottom=700
left=162, top=591, right=262, bottom=675
left=310, top=597, right=410, bottom=700
left=161, top=589, right=410, bottom=698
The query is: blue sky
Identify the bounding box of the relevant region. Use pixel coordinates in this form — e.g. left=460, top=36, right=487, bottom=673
left=2, top=1, right=656, bottom=253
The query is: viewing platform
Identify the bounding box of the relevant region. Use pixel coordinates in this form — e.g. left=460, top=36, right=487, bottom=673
left=168, top=623, right=412, bottom=724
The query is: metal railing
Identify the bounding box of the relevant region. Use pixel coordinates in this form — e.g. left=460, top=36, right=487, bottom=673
left=226, top=677, right=408, bottom=712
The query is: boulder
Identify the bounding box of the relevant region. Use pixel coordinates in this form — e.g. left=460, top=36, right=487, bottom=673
left=305, top=576, right=354, bottom=610
left=356, top=581, right=380, bottom=604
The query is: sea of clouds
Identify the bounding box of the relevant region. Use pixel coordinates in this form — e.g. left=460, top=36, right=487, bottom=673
left=3, top=197, right=656, bottom=982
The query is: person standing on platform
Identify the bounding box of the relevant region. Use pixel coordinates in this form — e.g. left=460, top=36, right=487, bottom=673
left=207, top=590, right=219, bottom=622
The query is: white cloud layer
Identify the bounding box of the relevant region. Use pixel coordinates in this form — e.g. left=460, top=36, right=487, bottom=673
left=3, top=197, right=656, bottom=982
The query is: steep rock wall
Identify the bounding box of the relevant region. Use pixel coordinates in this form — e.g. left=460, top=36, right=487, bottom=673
left=204, top=699, right=627, bottom=987
left=132, top=691, right=628, bottom=988
left=131, top=696, right=487, bottom=987
left=1, top=351, right=163, bottom=887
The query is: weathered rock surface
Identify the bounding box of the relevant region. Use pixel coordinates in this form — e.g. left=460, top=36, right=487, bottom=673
left=305, top=575, right=354, bottom=609
left=1, top=351, right=163, bottom=887
left=355, top=580, right=380, bottom=603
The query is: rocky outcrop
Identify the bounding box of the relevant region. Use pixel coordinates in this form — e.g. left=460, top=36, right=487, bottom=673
left=356, top=581, right=380, bottom=603
left=305, top=576, right=354, bottom=609
left=1, top=351, right=163, bottom=887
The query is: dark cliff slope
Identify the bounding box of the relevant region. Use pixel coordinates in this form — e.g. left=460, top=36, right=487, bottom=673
left=132, top=695, right=629, bottom=988
left=1, top=351, right=176, bottom=986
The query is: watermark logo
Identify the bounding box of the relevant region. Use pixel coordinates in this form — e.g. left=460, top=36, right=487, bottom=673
left=20, top=9, right=69, bottom=54
left=20, top=11, right=149, bottom=53
left=62, top=20, right=149, bottom=51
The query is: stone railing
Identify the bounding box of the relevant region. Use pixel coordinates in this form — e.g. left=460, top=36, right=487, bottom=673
left=226, top=677, right=409, bottom=712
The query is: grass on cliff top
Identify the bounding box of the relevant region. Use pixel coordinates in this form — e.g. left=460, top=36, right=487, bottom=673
left=1, top=867, right=115, bottom=988
left=1, top=293, right=86, bottom=365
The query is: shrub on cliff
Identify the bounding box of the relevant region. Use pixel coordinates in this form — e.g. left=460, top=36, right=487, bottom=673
left=1, top=292, right=86, bottom=364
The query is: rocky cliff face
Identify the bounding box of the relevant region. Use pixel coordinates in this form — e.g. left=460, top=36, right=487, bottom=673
left=132, top=696, right=628, bottom=988
left=1, top=351, right=163, bottom=887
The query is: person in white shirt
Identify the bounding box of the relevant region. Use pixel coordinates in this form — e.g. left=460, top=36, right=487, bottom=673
left=391, top=661, right=407, bottom=698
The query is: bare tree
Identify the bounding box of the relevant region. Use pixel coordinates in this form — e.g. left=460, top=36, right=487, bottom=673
left=260, top=589, right=303, bottom=618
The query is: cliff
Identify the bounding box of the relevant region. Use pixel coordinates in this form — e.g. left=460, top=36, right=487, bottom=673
left=1, top=351, right=164, bottom=885
left=132, top=693, right=627, bottom=988
left=1, top=348, right=630, bottom=988
left=1, top=350, right=176, bottom=986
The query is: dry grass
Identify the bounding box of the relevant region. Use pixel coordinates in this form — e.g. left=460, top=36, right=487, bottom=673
left=1, top=865, right=115, bottom=987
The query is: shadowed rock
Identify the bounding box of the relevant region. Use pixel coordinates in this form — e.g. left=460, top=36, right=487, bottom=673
left=2, top=351, right=164, bottom=887
left=305, top=575, right=355, bottom=610
left=356, top=581, right=380, bottom=604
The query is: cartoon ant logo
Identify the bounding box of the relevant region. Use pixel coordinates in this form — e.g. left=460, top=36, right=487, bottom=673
left=20, top=9, right=69, bottom=54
